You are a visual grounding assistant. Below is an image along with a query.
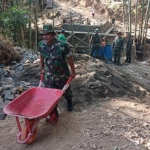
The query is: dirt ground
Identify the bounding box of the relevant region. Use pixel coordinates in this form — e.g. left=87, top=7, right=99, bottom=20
left=1, top=96, right=150, bottom=150
left=1, top=54, right=150, bottom=150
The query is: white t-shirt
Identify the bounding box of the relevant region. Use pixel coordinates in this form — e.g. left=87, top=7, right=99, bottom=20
left=92, top=9, right=95, bottom=14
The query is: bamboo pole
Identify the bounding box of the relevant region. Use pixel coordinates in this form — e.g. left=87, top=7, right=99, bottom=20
left=29, top=0, right=32, bottom=49
left=52, top=0, right=54, bottom=27
left=128, top=0, right=131, bottom=32
left=135, top=0, right=138, bottom=40
left=35, top=0, right=39, bottom=51
left=143, top=0, right=150, bottom=45
left=87, top=18, right=90, bottom=46
left=123, top=0, right=125, bottom=27
left=70, top=12, right=74, bottom=49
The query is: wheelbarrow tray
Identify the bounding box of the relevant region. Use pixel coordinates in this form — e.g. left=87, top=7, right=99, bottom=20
left=4, top=87, right=63, bottom=119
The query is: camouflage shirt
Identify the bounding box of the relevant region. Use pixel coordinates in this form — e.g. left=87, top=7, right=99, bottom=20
left=114, top=37, right=124, bottom=50
left=92, top=34, right=101, bottom=44
left=126, top=38, right=133, bottom=50
left=38, top=39, right=72, bottom=81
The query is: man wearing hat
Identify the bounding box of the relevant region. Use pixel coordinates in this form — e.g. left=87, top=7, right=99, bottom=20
left=125, top=32, right=133, bottom=63
left=57, top=29, right=67, bottom=43
left=113, top=31, right=124, bottom=64
left=38, top=24, right=76, bottom=112
left=90, top=28, right=101, bottom=58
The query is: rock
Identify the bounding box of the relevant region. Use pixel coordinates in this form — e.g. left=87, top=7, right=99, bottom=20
left=0, top=64, right=5, bottom=68
left=18, top=65, right=24, bottom=70
left=3, top=71, right=9, bottom=77
left=4, top=94, right=14, bottom=100
left=33, top=54, right=38, bottom=60
left=14, top=46, right=22, bottom=51
left=0, top=87, right=3, bottom=93
left=25, top=59, right=30, bottom=63
left=0, top=96, right=3, bottom=103
left=2, top=90, right=12, bottom=97
left=0, top=68, right=4, bottom=74
left=10, top=61, right=17, bottom=65
left=28, top=53, right=33, bottom=59
left=5, top=77, right=14, bottom=82
left=17, top=86, right=24, bottom=92
left=12, top=88, right=18, bottom=94
left=33, top=59, right=40, bottom=64
left=20, top=81, right=30, bottom=86
left=3, top=85, right=13, bottom=90
left=24, top=63, right=31, bottom=68
left=15, top=94, right=20, bottom=98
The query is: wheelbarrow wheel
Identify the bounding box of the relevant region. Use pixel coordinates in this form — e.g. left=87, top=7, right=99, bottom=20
left=21, top=119, right=38, bottom=144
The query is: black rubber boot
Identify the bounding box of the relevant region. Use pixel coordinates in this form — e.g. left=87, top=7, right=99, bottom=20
left=113, top=59, right=116, bottom=63
left=67, top=99, right=73, bottom=111
left=125, top=59, right=128, bottom=62
left=127, top=60, right=131, bottom=63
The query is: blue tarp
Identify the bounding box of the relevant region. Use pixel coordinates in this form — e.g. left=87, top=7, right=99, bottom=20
left=93, top=44, right=113, bottom=60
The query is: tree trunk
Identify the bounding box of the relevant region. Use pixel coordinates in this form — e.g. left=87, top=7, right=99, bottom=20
left=135, top=0, right=138, bottom=40
left=128, top=0, right=131, bottom=32
left=35, top=0, right=39, bottom=51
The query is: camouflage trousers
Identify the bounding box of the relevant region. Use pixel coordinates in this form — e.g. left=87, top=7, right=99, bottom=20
left=91, top=44, right=100, bottom=57
left=113, top=48, right=122, bottom=62
left=44, top=75, right=73, bottom=100
left=126, top=49, right=132, bottom=61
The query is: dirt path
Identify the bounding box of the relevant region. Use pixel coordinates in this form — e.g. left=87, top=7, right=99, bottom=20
left=1, top=95, right=150, bottom=150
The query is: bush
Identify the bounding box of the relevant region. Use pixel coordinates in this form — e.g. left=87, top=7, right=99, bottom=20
left=0, top=36, right=21, bottom=65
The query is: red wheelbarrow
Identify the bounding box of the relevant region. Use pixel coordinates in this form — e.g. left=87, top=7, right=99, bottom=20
left=3, top=75, right=72, bottom=144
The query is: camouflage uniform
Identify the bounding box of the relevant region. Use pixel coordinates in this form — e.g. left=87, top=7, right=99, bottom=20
left=38, top=39, right=73, bottom=100
left=91, top=34, right=101, bottom=57
left=113, top=36, right=124, bottom=63
left=126, top=36, right=133, bottom=63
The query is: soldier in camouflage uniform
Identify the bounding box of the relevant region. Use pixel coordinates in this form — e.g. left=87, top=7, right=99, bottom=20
left=113, top=31, right=124, bottom=65
left=125, top=32, right=133, bottom=63
left=39, top=24, right=76, bottom=112
left=90, top=29, right=101, bottom=58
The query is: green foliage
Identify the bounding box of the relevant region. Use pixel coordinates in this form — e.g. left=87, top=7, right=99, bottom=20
left=0, top=7, right=29, bottom=45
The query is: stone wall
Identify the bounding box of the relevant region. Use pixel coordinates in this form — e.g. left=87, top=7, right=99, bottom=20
left=62, top=20, right=111, bottom=33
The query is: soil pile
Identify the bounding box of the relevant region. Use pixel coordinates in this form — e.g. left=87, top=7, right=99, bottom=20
left=17, top=54, right=149, bottom=102
left=0, top=37, right=20, bottom=65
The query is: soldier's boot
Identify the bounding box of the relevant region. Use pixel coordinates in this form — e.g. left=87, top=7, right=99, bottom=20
left=67, top=99, right=73, bottom=111
left=117, top=59, right=121, bottom=65
left=127, top=59, right=131, bottom=63
left=113, top=58, right=117, bottom=63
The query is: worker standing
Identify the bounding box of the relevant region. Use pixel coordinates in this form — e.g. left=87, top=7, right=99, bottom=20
left=125, top=32, right=133, bottom=63
left=92, top=7, right=95, bottom=18
left=113, top=31, right=124, bottom=65
left=57, top=29, right=67, bottom=43
left=90, top=29, right=101, bottom=58
left=39, top=24, right=76, bottom=112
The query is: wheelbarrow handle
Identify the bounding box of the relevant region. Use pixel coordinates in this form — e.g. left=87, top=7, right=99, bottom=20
left=38, top=74, right=44, bottom=87
left=66, top=76, right=72, bottom=85
left=40, top=74, right=44, bottom=82
left=62, top=77, right=73, bottom=92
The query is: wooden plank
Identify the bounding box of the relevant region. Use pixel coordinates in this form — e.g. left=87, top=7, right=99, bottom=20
left=55, top=30, right=117, bottom=36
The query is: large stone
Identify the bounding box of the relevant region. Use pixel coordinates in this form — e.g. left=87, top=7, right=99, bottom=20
left=0, top=68, right=4, bottom=74
left=6, top=77, right=14, bottom=82
left=4, top=94, right=15, bottom=100
left=20, top=81, right=30, bottom=86
left=17, top=86, right=24, bottom=92
left=18, top=65, right=24, bottom=70
left=2, top=90, right=12, bottom=97
left=0, top=87, right=3, bottom=93
left=3, top=85, right=13, bottom=90
left=12, top=88, right=18, bottom=94
left=25, top=59, right=30, bottom=63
